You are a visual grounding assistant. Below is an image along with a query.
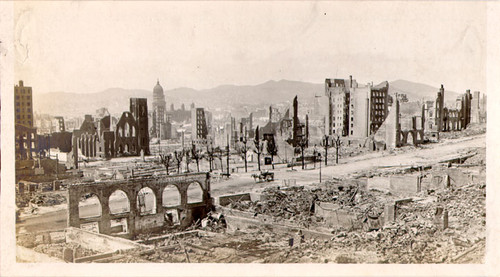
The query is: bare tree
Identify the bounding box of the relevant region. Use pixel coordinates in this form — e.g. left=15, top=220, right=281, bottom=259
left=159, top=153, right=172, bottom=175
left=206, top=142, right=215, bottom=172
left=253, top=126, right=263, bottom=172
left=322, top=135, right=329, bottom=166
left=266, top=135, right=278, bottom=170
left=184, top=148, right=192, bottom=173
left=174, top=150, right=184, bottom=173
left=332, top=135, right=343, bottom=164
left=191, top=143, right=202, bottom=172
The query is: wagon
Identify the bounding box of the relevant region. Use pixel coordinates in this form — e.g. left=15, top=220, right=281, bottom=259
left=251, top=171, right=274, bottom=182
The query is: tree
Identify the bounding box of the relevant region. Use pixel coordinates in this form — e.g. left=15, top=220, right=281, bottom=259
left=322, top=135, right=329, bottom=166
left=238, top=136, right=249, bottom=173
left=184, top=148, right=192, bottom=173
left=332, top=135, right=343, bottom=164
left=174, top=150, right=184, bottom=173
left=298, top=136, right=308, bottom=170
left=253, top=126, right=263, bottom=172
left=266, top=135, right=278, bottom=170
left=206, top=142, right=215, bottom=172
left=191, top=143, right=203, bottom=172
left=159, top=153, right=172, bottom=175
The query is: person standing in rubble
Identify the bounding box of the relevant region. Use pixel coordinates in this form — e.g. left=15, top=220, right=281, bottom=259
left=310, top=194, right=318, bottom=214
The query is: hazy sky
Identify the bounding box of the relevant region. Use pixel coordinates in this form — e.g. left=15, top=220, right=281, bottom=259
left=14, top=1, right=486, bottom=94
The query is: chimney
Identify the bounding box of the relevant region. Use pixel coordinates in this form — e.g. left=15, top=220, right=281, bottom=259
left=19, top=80, right=24, bottom=87
left=349, top=75, right=353, bottom=88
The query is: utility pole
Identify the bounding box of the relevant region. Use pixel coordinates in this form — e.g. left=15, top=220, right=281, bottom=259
left=226, top=134, right=230, bottom=176
left=323, top=135, right=329, bottom=166
left=319, top=153, right=322, bottom=183
left=313, top=145, right=317, bottom=169
left=56, top=154, right=59, bottom=180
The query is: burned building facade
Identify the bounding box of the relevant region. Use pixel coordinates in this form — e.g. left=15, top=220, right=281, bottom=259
left=69, top=98, right=150, bottom=168
left=374, top=99, right=426, bottom=149
left=289, top=96, right=308, bottom=147
left=325, top=76, right=389, bottom=138
left=130, top=98, right=150, bottom=155
left=191, top=107, right=209, bottom=143
left=471, top=91, right=487, bottom=124
left=430, top=85, right=472, bottom=133
left=67, top=172, right=211, bottom=238
left=259, top=97, right=308, bottom=149
left=369, top=82, right=390, bottom=134
left=15, top=81, right=41, bottom=160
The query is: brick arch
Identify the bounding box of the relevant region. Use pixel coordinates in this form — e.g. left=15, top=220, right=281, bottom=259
left=186, top=181, right=204, bottom=204
left=78, top=191, right=103, bottom=219
left=136, top=186, right=157, bottom=215
left=108, top=189, right=131, bottom=214
left=162, top=184, right=181, bottom=207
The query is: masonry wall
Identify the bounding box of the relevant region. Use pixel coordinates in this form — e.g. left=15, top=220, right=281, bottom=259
left=67, top=172, right=211, bottom=238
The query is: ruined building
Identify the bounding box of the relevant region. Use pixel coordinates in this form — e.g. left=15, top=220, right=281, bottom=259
left=369, top=82, right=390, bottom=134
left=471, top=91, right=487, bottom=124
left=239, top=113, right=254, bottom=139
left=15, top=81, right=38, bottom=160
left=130, top=98, right=150, bottom=155
left=69, top=98, right=150, bottom=168
left=374, top=98, right=426, bottom=149
left=15, top=80, right=34, bottom=128
left=191, top=107, right=209, bottom=143
left=325, top=76, right=389, bottom=138
left=375, top=84, right=476, bottom=149
left=67, top=172, right=212, bottom=238
left=325, top=78, right=351, bottom=136
left=431, top=85, right=472, bottom=132
left=289, top=96, right=308, bottom=148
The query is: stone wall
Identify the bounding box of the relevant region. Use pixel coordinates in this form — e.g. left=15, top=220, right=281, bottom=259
left=67, top=172, right=211, bottom=238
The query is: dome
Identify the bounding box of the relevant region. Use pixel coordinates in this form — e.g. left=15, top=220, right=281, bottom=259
left=153, top=79, right=166, bottom=109
left=153, top=79, right=164, bottom=96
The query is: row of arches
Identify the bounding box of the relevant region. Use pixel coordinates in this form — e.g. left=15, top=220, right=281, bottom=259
left=398, top=130, right=424, bottom=146
left=116, top=122, right=136, bottom=138
left=68, top=172, right=211, bottom=237
left=78, top=182, right=204, bottom=219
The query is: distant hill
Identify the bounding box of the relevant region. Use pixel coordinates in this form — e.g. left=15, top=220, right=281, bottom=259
left=389, top=79, right=461, bottom=102
left=33, top=80, right=323, bottom=117
left=33, top=79, right=462, bottom=118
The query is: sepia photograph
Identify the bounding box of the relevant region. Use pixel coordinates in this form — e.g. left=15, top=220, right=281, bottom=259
left=1, top=1, right=499, bottom=276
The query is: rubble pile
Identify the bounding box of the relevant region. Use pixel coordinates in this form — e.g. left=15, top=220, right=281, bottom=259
left=29, top=193, right=67, bottom=207
left=33, top=243, right=100, bottom=260
left=463, top=148, right=485, bottom=165
left=16, top=191, right=67, bottom=209
left=228, top=184, right=358, bottom=226
left=221, top=166, right=485, bottom=263
left=440, top=123, right=486, bottom=140
left=329, top=180, right=485, bottom=263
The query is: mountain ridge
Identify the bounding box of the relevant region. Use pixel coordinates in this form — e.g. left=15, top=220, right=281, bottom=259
left=33, top=79, right=460, bottom=118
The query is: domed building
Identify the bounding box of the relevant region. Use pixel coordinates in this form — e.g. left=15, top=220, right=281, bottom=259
left=152, top=79, right=166, bottom=138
